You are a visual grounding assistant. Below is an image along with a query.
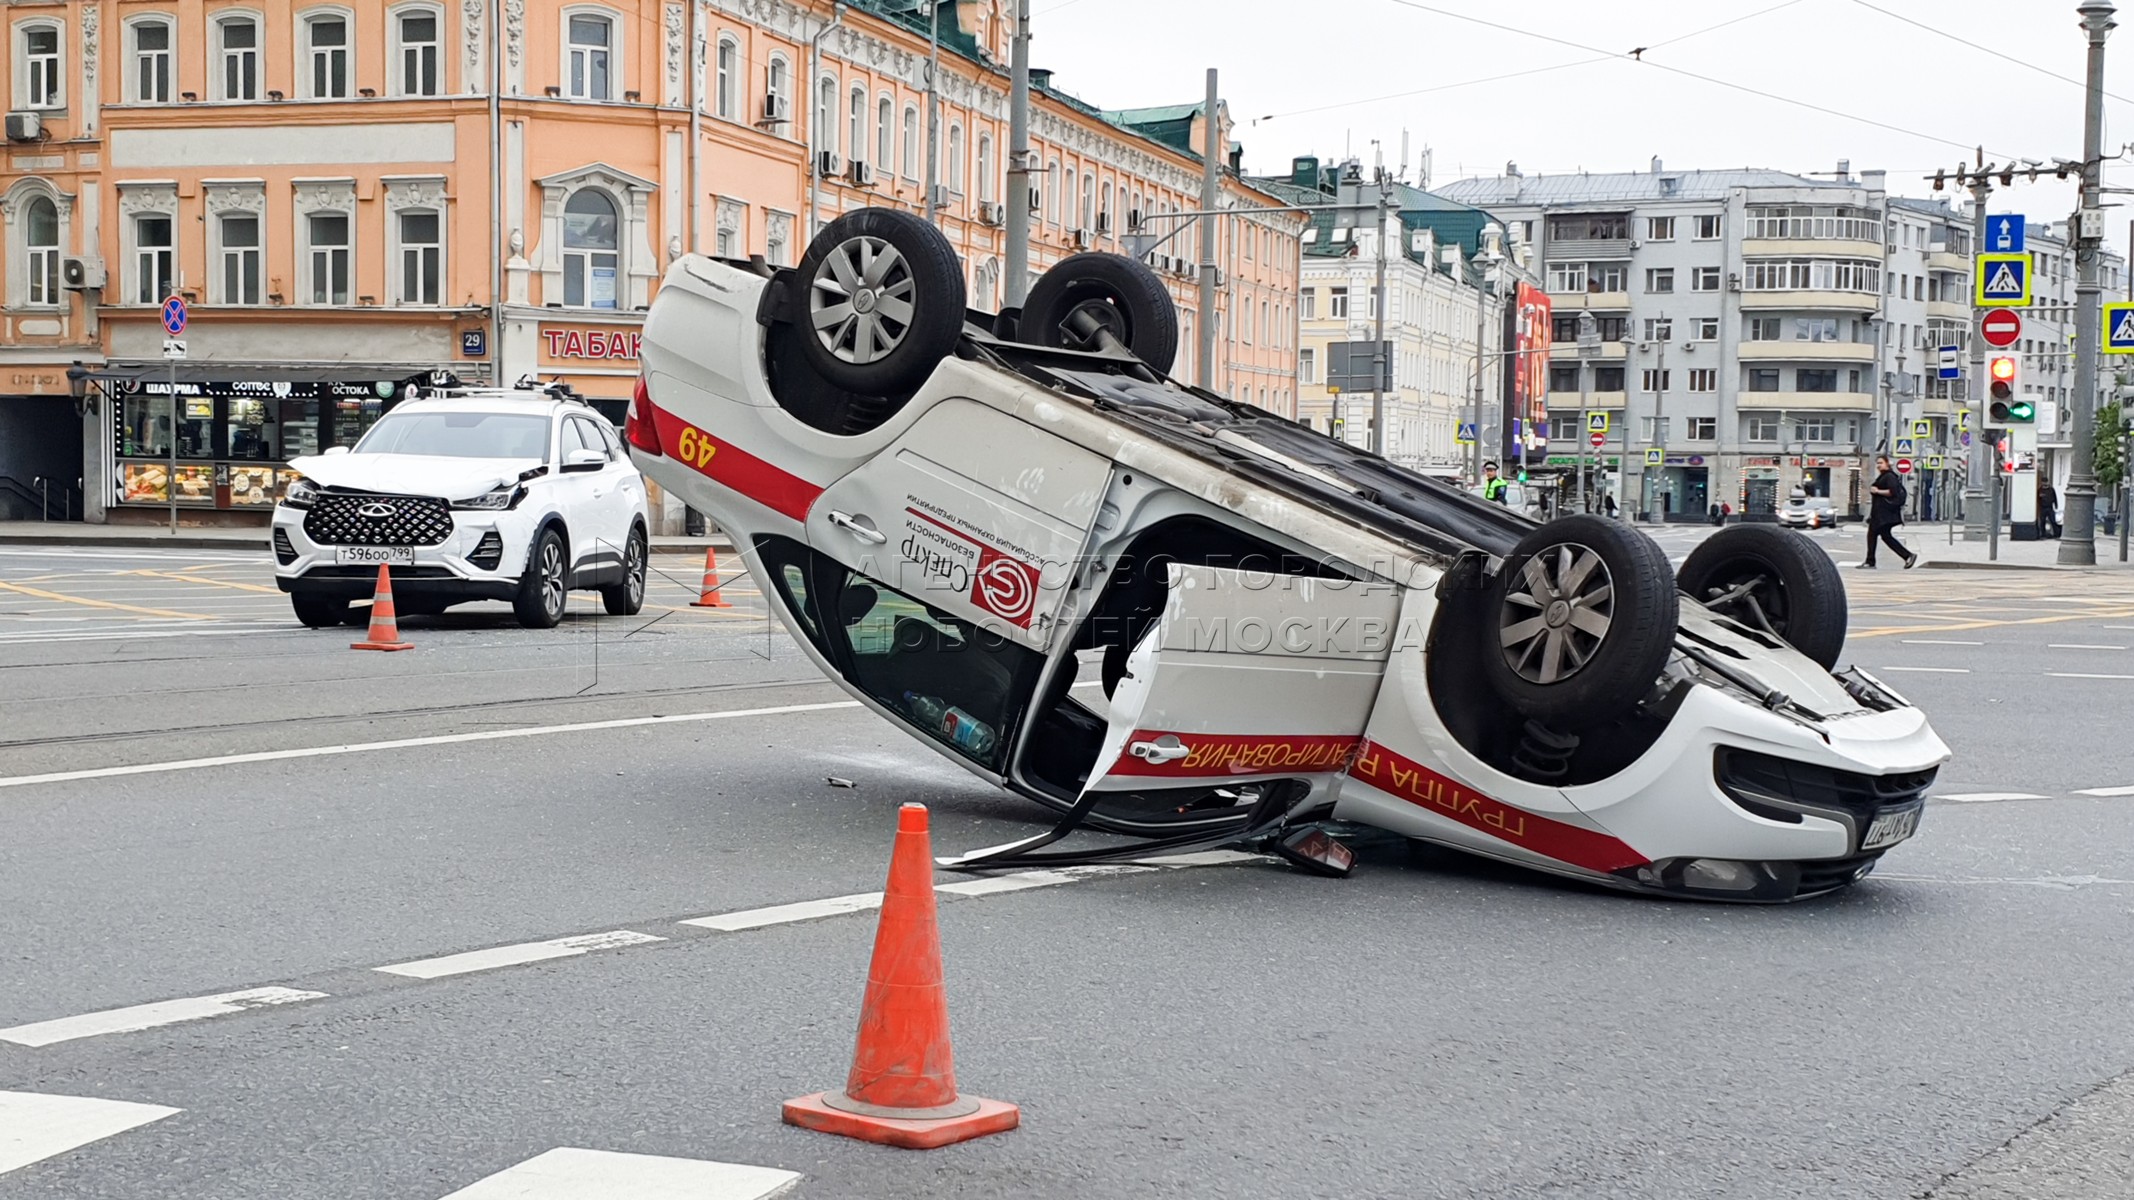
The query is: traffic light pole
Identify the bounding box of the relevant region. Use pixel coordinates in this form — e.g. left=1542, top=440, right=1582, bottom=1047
left=2060, top=0, right=2117, bottom=566
left=1964, top=176, right=1993, bottom=542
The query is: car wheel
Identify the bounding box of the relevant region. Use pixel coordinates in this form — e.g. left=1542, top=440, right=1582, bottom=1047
left=1479, top=515, right=1678, bottom=727
left=795, top=207, right=966, bottom=395
left=601, top=526, right=647, bottom=616
left=514, top=527, right=569, bottom=629
left=1676, top=525, right=1847, bottom=669
left=1020, top=252, right=1180, bottom=373
left=292, top=594, right=351, bottom=629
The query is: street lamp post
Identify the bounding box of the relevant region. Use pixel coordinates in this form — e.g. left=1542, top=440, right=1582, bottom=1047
left=1576, top=309, right=1598, bottom=511
left=2062, top=0, right=2117, bottom=564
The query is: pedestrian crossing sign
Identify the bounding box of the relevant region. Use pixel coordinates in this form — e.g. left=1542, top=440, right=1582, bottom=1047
left=1927, top=455, right=1945, bottom=471
left=1895, top=437, right=1915, bottom=456
left=1959, top=410, right=1971, bottom=431
left=1643, top=447, right=1664, bottom=466
left=1456, top=422, right=1476, bottom=444
left=2105, top=302, right=2134, bottom=354
left=1913, top=418, right=1933, bottom=439
left=1974, top=253, right=2031, bottom=307
left=1588, top=412, right=1609, bottom=433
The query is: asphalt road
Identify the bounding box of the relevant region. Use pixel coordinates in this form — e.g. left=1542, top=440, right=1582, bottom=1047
left=3, top=537, right=2132, bottom=1199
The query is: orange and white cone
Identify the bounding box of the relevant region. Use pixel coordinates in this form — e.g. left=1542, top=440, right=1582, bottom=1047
left=782, top=803, right=1020, bottom=1149
left=350, top=564, right=414, bottom=652
left=690, top=545, right=733, bottom=608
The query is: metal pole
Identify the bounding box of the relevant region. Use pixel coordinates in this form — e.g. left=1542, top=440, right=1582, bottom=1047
left=1196, top=69, right=1219, bottom=393
left=1003, top=0, right=1031, bottom=307
left=1576, top=310, right=1596, bottom=511
left=2120, top=482, right=2130, bottom=560
left=1471, top=270, right=1488, bottom=486
left=2062, top=0, right=2116, bottom=564
left=1964, top=170, right=1993, bottom=540
left=1369, top=167, right=1390, bottom=455
left=1989, top=461, right=2002, bottom=561
left=806, top=4, right=848, bottom=240
left=924, top=0, right=941, bottom=225
left=168, top=358, right=178, bottom=534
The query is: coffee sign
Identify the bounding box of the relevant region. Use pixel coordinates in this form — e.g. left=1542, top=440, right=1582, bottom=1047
left=543, top=328, right=643, bottom=361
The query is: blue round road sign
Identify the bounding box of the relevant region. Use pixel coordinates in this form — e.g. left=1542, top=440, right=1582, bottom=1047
left=160, top=296, right=188, bottom=336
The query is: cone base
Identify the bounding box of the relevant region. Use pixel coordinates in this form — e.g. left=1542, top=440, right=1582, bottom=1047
left=782, top=1091, right=1018, bottom=1149
left=350, top=640, right=415, bottom=651
left=689, top=600, right=733, bottom=608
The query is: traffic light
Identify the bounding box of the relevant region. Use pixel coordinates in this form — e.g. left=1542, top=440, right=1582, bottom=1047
left=1987, top=355, right=2034, bottom=423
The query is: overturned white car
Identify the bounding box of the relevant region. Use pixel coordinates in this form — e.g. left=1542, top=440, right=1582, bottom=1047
left=627, top=208, right=1947, bottom=901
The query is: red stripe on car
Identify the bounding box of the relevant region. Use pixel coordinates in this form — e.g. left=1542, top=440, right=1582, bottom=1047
left=1105, top=731, right=1362, bottom=778
left=647, top=403, right=823, bottom=522
left=1347, top=740, right=1648, bottom=873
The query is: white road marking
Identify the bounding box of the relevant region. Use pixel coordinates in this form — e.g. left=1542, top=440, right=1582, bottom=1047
left=2047, top=672, right=2134, bottom=680
left=0, top=1091, right=181, bottom=1176
left=375, top=931, right=665, bottom=980
left=0, top=986, right=326, bottom=1048
left=0, top=549, right=265, bottom=562
left=2073, top=785, right=2134, bottom=796
left=2049, top=644, right=2125, bottom=650
left=1901, top=639, right=1985, bottom=646
left=437, top=1147, right=800, bottom=1200
left=1935, top=792, right=2052, bottom=803
left=1881, top=666, right=1971, bottom=673
left=0, top=700, right=863, bottom=791
left=681, top=892, right=884, bottom=932
left=1137, top=849, right=1272, bottom=868
left=936, top=870, right=1081, bottom=897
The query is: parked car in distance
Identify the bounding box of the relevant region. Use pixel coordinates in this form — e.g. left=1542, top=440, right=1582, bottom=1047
left=1776, top=489, right=1843, bottom=529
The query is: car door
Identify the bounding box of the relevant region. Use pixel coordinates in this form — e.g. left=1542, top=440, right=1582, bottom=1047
left=803, top=397, right=1113, bottom=652
left=552, top=416, right=610, bottom=584
left=1078, top=563, right=1404, bottom=795
left=569, top=415, right=638, bottom=568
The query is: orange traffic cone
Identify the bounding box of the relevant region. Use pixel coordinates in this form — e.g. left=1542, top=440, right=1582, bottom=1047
left=350, top=564, right=414, bottom=652
left=690, top=545, right=734, bottom=608
left=783, top=803, right=1019, bottom=1149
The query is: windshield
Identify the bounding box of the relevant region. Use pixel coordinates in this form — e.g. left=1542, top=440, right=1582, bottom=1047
left=354, top=411, right=552, bottom=459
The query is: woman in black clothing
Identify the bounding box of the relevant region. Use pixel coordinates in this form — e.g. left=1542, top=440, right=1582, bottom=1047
left=1861, top=454, right=1918, bottom=569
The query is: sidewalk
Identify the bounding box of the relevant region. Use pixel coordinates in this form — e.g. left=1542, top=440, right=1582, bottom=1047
left=1843, top=521, right=2134, bottom=571
left=0, top=521, right=733, bottom=555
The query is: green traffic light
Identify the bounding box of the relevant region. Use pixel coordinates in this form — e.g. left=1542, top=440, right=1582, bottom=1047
left=2010, top=402, right=2035, bottom=420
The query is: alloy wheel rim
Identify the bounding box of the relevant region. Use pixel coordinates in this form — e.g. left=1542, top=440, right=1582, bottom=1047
left=810, top=235, right=916, bottom=365
left=542, top=541, right=564, bottom=616
left=1499, top=543, right=1614, bottom=684
left=627, top=537, right=645, bottom=605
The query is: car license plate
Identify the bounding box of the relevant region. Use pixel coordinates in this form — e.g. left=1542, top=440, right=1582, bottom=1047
left=335, top=546, right=414, bottom=567
left=1861, top=805, right=1922, bottom=851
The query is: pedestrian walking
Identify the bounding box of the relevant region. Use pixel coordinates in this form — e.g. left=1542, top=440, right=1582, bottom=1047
left=1860, top=454, right=1918, bottom=570
left=2040, top=482, right=2061, bottom=539
left=1601, top=493, right=1617, bottom=518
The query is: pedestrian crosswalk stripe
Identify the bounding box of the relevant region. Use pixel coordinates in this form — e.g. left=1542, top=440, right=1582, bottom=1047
left=0, top=986, right=327, bottom=1048
left=0, top=1091, right=180, bottom=1176
left=1984, top=262, right=2023, bottom=295
left=436, top=1147, right=800, bottom=1199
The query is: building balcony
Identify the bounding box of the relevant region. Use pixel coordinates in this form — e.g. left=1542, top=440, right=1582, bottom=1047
left=1928, top=250, right=1969, bottom=273
left=1740, top=237, right=1886, bottom=259
left=1547, top=391, right=1626, bottom=411
left=1545, top=291, right=1631, bottom=311
left=1736, top=389, right=1877, bottom=410
left=1738, top=289, right=1881, bottom=313
left=1738, top=341, right=1877, bottom=362
left=1544, top=238, right=1632, bottom=260
left=1926, top=299, right=1970, bottom=322
left=1548, top=340, right=1628, bottom=361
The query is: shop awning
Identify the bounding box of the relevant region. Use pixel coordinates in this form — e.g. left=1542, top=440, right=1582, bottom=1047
left=85, top=361, right=463, bottom=389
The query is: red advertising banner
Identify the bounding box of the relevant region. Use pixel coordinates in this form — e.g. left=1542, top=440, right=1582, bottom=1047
left=1504, top=282, right=1552, bottom=460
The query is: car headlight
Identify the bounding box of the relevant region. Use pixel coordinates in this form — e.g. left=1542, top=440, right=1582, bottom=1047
left=451, top=485, right=521, bottom=511
left=283, top=477, right=319, bottom=509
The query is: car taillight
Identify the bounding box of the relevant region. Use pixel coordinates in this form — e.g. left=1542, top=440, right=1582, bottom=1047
left=626, top=374, right=664, bottom=456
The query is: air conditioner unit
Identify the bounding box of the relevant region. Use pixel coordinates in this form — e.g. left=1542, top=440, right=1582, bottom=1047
left=847, top=159, right=875, bottom=187
left=1154, top=254, right=1171, bottom=273
left=4, top=112, right=43, bottom=143
left=1180, top=262, right=1198, bottom=281
left=1072, top=228, right=1092, bottom=250
left=929, top=184, right=952, bottom=210
left=1026, top=185, right=1042, bottom=215
left=759, top=95, right=789, bottom=125
left=61, top=256, right=107, bottom=290
left=1127, top=207, right=1144, bottom=230
left=1212, top=267, right=1227, bottom=288
left=1095, top=211, right=1112, bottom=234
left=816, top=151, right=843, bottom=178
left=977, top=201, right=1003, bottom=226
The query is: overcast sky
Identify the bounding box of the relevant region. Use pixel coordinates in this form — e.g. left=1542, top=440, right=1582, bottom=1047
left=1033, top=0, right=2129, bottom=252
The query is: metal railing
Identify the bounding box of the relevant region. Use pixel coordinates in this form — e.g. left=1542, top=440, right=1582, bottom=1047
left=0, top=475, right=83, bottom=521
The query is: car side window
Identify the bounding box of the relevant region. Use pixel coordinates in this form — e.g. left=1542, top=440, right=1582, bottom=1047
left=591, top=419, right=626, bottom=460
left=560, top=417, right=591, bottom=459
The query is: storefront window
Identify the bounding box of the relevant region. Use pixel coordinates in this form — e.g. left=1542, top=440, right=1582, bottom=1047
left=334, top=396, right=384, bottom=445
left=120, top=393, right=169, bottom=458
left=226, top=397, right=274, bottom=459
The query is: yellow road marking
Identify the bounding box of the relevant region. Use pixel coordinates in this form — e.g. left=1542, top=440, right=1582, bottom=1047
left=1850, top=607, right=2134, bottom=639
left=131, top=569, right=284, bottom=595
left=0, top=580, right=212, bottom=620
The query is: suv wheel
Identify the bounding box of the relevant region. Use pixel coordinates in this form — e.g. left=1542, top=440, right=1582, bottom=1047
left=601, top=526, right=647, bottom=616
left=292, top=593, right=351, bottom=629
left=1020, top=252, right=1180, bottom=373
left=1677, top=525, right=1847, bottom=668
left=514, top=527, right=568, bottom=629
left=795, top=207, right=966, bottom=395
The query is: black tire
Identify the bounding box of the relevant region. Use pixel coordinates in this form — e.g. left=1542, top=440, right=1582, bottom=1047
left=1479, top=515, right=1679, bottom=727
left=794, top=207, right=966, bottom=394
left=292, top=594, right=351, bottom=629
left=342, top=604, right=373, bottom=627
left=1020, top=252, right=1179, bottom=373
left=1677, top=525, right=1847, bottom=669
left=601, top=526, right=648, bottom=616
left=514, top=526, right=569, bottom=629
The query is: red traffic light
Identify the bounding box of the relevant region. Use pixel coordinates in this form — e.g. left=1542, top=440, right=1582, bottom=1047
left=1989, top=356, right=2017, bottom=383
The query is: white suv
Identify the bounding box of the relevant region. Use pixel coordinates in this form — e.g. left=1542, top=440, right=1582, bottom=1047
left=272, top=389, right=650, bottom=629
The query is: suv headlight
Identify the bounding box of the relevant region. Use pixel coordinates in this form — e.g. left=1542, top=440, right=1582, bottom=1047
left=283, top=477, right=319, bottom=509
left=451, top=485, right=521, bottom=511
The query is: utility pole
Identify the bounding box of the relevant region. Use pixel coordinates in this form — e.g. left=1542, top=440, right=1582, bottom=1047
left=1576, top=309, right=1597, bottom=510
left=1196, top=69, right=1219, bottom=393
left=1649, top=328, right=1668, bottom=519
left=1369, top=157, right=1392, bottom=455
left=1964, top=166, right=1994, bottom=541
left=1469, top=257, right=1492, bottom=486
left=923, top=0, right=942, bottom=225
left=2062, top=0, right=2117, bottom=565
left=1003, top=0, right=1031, bottom=307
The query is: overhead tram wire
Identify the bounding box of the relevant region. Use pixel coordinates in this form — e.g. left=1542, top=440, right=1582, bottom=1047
left=1382, top=0, right=2023, bottom=161
left=1851, top=0, right=2134, bottom=107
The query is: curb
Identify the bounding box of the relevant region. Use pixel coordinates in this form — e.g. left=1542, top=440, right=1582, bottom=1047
left=1918, top=560, right=2060, bottom=572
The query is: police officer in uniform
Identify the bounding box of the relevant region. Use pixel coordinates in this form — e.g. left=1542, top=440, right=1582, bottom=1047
left=1482, top=462, right=1508, bottom=505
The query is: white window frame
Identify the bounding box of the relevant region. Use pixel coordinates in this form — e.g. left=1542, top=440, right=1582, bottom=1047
left=1686, top=416, right=1716, bottom=439
left=562, top=7, right=620, bottom=102
left=1690, top=265, right=1721, bottom=291
left=561, top=186, right=622, bottom=309
left=1646, top=216, right=1674, bottom=241
left=128, top=15, right=175, bottom=104
left=18, top=191, right=63, bottom=308
left=212, top=12, right=262, bottom=102
left=1301, top=289, right=1316, bottom=320
left=1695, top=214, right=1723, bottom=239
left=1644, top=267, right=1674, bottom=294
left=390, top=3, right=444, bottom=98
left=902, top=106, right=921, bottom=179
left=946, top=123, right=964, bottom=197
left=765, top=54, right=791, bottom=127
left=977, top=134, right=994, bottom=202
left=714, top=35, right=738, bottom=118
left=131, top=212, right=176, bottom=306
left=1328, top=287, right=1348, bottom=319
left=1747, top=415, right=1779, bottom=441
left=876, top=94, right=893, bottom=168
left=1641, top=368, right=1670, bottom=393
left=847, top=85, right=867, bottom=166
left=812, top=73, right=837, bottom=156
left=215, top=213, right=263, bottom=306
left=1687, top=368, right=1717, bottom=393
left=1298, top=347, right=1316, bottom=384
left=298, top=200, right=355, bottom=306
left=1690, top=316, right=1719, bottom=341
left=393, top=208, right=444, bottom=306
left=300, top=9, right=353, bottom=100
left=16, top=19, right=65, bottom=110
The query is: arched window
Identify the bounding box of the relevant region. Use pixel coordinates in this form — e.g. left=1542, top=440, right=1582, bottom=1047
left=1045, top=158, right=1059, bottom=224
left=1100, top=181, right=1112, bottom=236
left=876, top=95, right=893, bottom=170
left=1079, top=172, right=1093, bottom=231
left=976, top=134, right=994, bottom=201
left=299, top=10, right=348, bottom=99
left=813, top=75, right=837, bottom=156
left=848, top=85, right=867, bottom=166
left=946, top=124, right=963, bottom=196
left=214, top=14, right=260, bottom=101
left=901, top=106, right=919, bottom=179
left=24, top=196, right=59, bottom=307
left=21, top=22, right=63, bottom=109
left=566, top=11, right=614, bottom=100
left=766, top=55, right=791, bottom=124
left=563, top=189, right=620, bottom=309
left=715, top=36, right=737, bottom=117
left=393, top=5, right=441, bottom=96
left=131, top=15, right=175, bottom=102
left=1064, top=166, right=1076, bottom=228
